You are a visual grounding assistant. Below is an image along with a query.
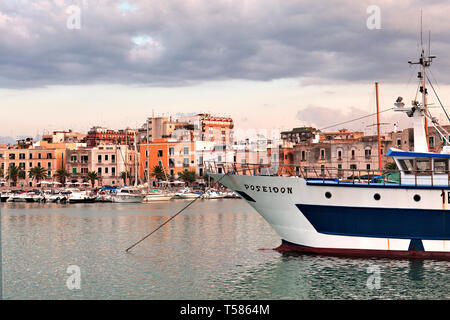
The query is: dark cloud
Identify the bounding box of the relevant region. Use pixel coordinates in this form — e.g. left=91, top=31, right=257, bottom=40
left=1, top=0, right=450, bottom=88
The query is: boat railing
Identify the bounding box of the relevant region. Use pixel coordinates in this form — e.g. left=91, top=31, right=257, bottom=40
left=204, top=161, right=450, bottom=187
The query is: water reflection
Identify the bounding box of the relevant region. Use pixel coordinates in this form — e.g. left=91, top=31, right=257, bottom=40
left=2, top=201, right=450, bottom=299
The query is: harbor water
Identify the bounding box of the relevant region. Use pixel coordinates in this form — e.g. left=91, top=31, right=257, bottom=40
left=1, top=199, right=449, bottom=300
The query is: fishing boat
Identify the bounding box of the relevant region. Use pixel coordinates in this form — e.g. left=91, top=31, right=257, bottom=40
left=208, top=41, right=450, bottom=259
left=112, top=187, right=145, bottom=203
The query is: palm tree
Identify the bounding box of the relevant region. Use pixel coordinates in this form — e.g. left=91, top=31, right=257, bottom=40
left=55, top=169, right=70, bottom=186
left=28, top=166, right=48, bottom=185
left=178, top=170, right=196, bottom=186
left=87, top=171, right=99, bottom=188
left=120, top=171, right=129, bottom=185
left=6, top=165, right=23, bottom=187
left=151, top=165, right=166, bottom=181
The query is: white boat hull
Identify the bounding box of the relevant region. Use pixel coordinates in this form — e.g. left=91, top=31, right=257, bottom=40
left=211, top=173, right=450, bottom=259
left=113, top=195, right=145, bottom=203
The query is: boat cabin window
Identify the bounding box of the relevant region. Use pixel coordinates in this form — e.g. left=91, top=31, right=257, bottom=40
left=398, top=159, right=414, bottom=174
left=434, top=159, right=449, bottom=174
left=415, top=158, right=431, bottom=175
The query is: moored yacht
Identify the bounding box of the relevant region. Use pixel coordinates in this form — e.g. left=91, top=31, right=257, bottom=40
left=112, top=187, right=145, bottom=203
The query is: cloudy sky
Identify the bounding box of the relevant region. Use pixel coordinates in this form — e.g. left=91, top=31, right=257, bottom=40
left=2, top=0, right=450, bottom=139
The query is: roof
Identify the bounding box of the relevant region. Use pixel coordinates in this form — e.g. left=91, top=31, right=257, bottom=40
left=386, top=148, right=450, bottom=159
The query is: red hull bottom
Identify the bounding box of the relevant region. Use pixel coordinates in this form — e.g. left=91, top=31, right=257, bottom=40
left=275, top=240, right=450, bottom=260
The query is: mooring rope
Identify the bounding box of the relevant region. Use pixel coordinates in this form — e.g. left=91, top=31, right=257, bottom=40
left=125, top=172, right=229, bottom=253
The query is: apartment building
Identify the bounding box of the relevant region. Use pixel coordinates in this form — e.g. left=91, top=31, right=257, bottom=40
left=65, top=145, right=137, bottom=187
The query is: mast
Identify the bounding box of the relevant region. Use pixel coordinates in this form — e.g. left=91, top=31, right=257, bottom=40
left=375, top=82, right=382, bottom=170
left=146, top=118, right=150, bottom=192
left=134, top=131, right=138, bottom=187
left=395, top=17, right=435, bottom=153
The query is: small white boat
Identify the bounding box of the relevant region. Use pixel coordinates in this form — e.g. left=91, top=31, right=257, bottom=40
left=174, top=188, right=203, bottom=199
left=10, top=192, right=27, bottom=202
left=112, top=187, right=145, bottom=203
left=202, top=191, right=227, bottom=199
left=66, top=188, right=96, bottom=203
left=143, top=191, right=174, bottom=202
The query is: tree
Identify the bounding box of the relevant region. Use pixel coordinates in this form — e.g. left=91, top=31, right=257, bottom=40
left=120, top=171, right=129, bottom=185
left=385, top=162, right=397, bottom=170
left=55, top=169, right=70, bottom=186
left=87, top=171, right=99, bottom=188
left=28, top=166, right=48, bottom=184
left=6, top=165, right=23, bottom=187
left=178, top=170, right=196, bottom=186
left=151, top=165, right=166, bottom=181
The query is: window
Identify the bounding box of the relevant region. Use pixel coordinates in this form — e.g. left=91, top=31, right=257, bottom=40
left=98, top=155, right=102, bottom=163
left=111, top=155, right=115, bottom=163
left=366, top=164, right=371, bottom=170
left=218, top=155, right=222, bottom=163
left=169, top=147, right=174, bottom=156
left=351, top=149, right=356, bottom=160
left=72, top=168, right=77, bottom=175
left=183, top=158, right=189, bottom=167
left=38, top=153, right=42, bottom=159
left=320, top=149, right=325, bottom=160
left=337, top=150, right=342, bottom=160
left=47, top=162, right=51, bottom=169
left=415, top=158, right=431, bottom=175
left=429, top=136, right=435, bottom=148
left=105, top=155, right=109, bottom=161
left=350, top=164, right=357, bottom=170
left=398, top=159, right=414, bottom=174
left=301, top=150, right=306, bottom=161
left=19, top=153, right=25, bottom=160
left=46, top=153, right=52, bottom=159
left=112, top=167, right=116, bottom=176
left=169, top=158, right=175, bottom=168
left=105, top=167, right=109, bottom=174
left=397, top=138, right=401, bottom=147
left=158, top=149, right=163, bottom=157
left=71, top=155, right=77, bottom=163
left=29, top=153, right=33, bottom=159
left=184, top=147, right=189, bottom=155
left=198, top=156, right=203, bottom=165
left=81, top=155, right=88, bottom=163
left=434, top=159, right=448, bottom=174
left=9, top=154, right=15, bottom=160
left=365, top=149, right=371, bottom=158
left=98, top=167, right=102, bottom=175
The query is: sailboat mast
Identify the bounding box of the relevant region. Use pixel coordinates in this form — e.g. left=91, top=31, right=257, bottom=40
left=375, top=82, right=382, bottom=170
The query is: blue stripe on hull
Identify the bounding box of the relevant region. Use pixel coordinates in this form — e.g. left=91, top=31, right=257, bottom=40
left=296, top=204, right=450, bottom=240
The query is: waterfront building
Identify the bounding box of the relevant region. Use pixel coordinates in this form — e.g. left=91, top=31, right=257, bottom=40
left=0, top=141, right=61, bottom=187
left=139, top=138, right=196, bottom=182
left=42, top=130, right=86, bottom=144
left=65, top=145, right=137, bottom=187
left=86, top=126, right=137, bottom=147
